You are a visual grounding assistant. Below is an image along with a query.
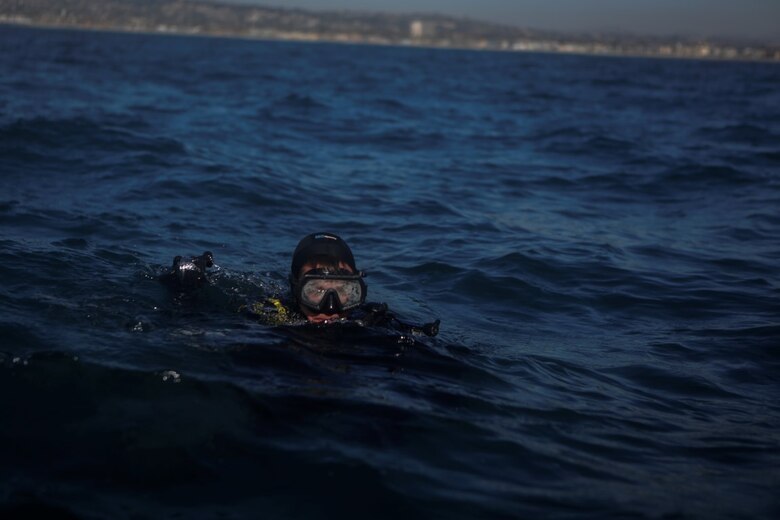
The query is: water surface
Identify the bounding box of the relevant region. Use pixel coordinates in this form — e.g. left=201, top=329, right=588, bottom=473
left=1, top=25, right=779, bottom=518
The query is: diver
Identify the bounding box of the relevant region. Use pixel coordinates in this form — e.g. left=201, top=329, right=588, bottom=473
left=159, top=232, right=439, bottom=337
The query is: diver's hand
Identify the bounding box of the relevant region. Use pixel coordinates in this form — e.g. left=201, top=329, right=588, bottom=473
left=362, top=302, right=439, bottom=337
left=422, top=319, right=440, bottom=337
left=159, top=251, right=214, bottom=291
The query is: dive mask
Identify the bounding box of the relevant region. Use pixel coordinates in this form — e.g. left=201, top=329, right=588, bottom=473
left=294, top=268, right=367, bottom=313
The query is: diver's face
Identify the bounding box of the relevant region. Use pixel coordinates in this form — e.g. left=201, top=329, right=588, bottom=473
left=298, top=260, right=354, bottom=323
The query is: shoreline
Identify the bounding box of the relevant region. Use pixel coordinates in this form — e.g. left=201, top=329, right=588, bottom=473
left=3, top=20, right=778, bottom=65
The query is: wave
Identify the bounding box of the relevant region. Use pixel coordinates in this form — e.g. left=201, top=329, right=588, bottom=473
left=313, top=126, right=447, bottom=151
left=604, top=363, right=740, bottom=399
left=0, top=347, right=517, bottom=517
left=391, top=245, right=780, bottom=331
left=696, top=123, right=778, bottom=147
left=121, top=176, right=286, bottom=209
left=530, top=126, right=640, bottom=159
left=0, top=116, right=187, bottom=168
left=758, top=150, right=780, bottom=163
left=653, top=164, right=761, bottom=187
left=370, top=97, right=415, bottom=115
left=273, top=92, right=331, bottom=111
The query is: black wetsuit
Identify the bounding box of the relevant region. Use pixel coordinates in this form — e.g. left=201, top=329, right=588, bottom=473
left=240, top=296, right=438, bottom=336
left=160, top=252, right=439, bottom=337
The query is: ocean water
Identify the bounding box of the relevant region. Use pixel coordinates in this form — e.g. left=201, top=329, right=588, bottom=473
left=1, top=24, right=779, bottom=518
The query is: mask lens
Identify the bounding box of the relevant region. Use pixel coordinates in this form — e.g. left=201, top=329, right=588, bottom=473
left=299, top=277, right=364, bottom=311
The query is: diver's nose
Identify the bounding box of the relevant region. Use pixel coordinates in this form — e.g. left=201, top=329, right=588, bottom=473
left=320, top=291, right=342, bottom=313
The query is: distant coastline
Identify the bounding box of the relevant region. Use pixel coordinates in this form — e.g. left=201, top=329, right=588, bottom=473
left=2, top=0, right=778, bottom=62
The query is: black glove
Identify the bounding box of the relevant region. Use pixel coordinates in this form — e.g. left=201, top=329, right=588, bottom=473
left=361, top=303, right=440, bottom=337
left=421, top=319, right=440, bottom=337
left=159, top=251, right=214, bottom=291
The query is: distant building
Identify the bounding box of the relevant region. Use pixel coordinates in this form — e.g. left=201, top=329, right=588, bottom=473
left=0, top=0, right=776, bottom=61
left=410, top=19, right=435, bottom=39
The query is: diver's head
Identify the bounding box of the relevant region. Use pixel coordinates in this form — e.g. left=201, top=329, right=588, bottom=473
left=290, top=233, right=367, bottom=323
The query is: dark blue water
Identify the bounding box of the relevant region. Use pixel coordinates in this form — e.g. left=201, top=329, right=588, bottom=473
left=1, top=25, right=779, bottom=518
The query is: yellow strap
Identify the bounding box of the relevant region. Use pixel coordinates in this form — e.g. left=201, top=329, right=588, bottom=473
left=242, top=297, right=291, bottom=324
left=268, top=297, right=289, bottom=321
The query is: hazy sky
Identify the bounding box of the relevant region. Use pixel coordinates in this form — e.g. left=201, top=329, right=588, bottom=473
left=238, top=1, right=779, bottom=42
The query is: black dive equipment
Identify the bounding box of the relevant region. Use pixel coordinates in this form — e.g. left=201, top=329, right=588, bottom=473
left=291, top=233, right=357, bottom=279
left=160, top=251, right=214, bottom=291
